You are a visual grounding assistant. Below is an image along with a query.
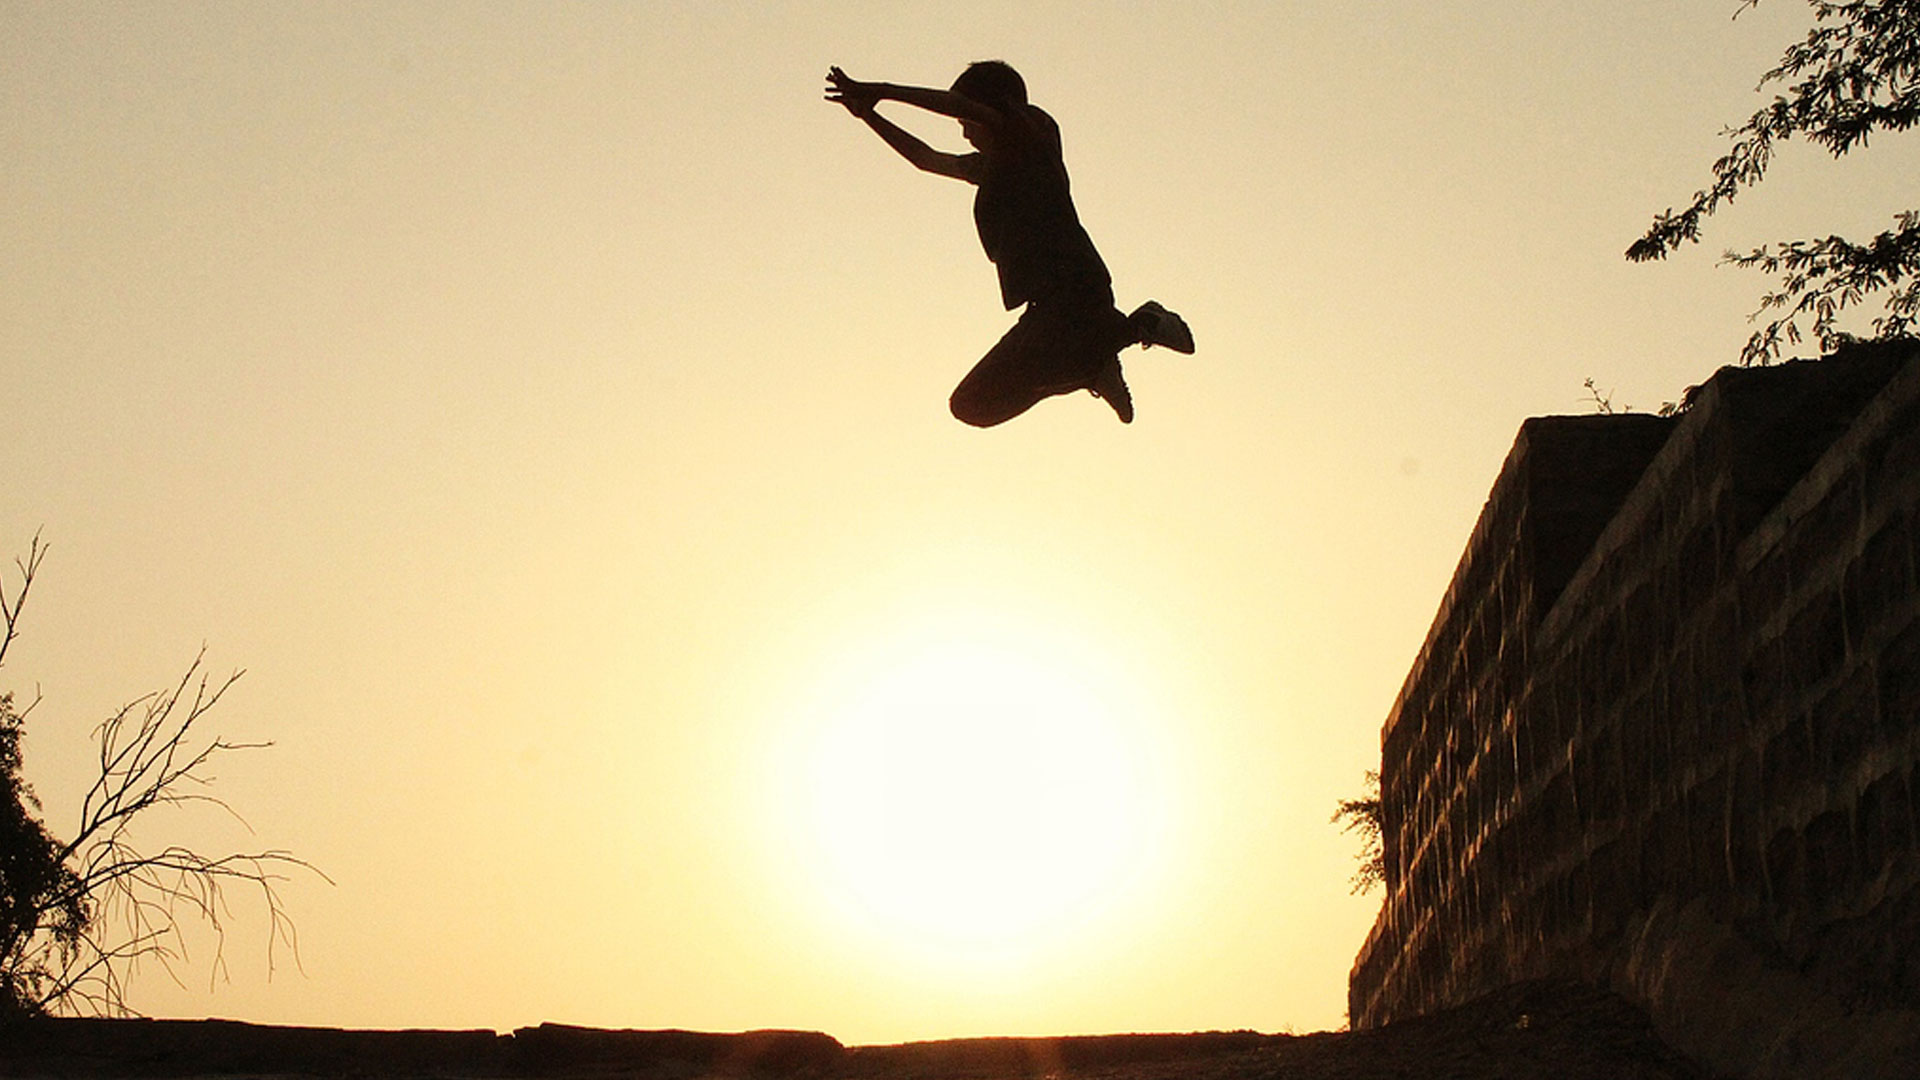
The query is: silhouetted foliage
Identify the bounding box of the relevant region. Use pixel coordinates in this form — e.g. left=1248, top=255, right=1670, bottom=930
left=1629, top=0, right=1920, bottom=362
left=0, top=535, right=320, bottom=1016
left=1332, top=770, right=1384, bottom=895
left=1581, top=377, right=1690, bottom=417
left=0, top=540, right=86, bottom=1017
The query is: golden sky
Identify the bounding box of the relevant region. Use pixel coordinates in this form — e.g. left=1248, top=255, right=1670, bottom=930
left=4, top=0, right=1917, bottom=1043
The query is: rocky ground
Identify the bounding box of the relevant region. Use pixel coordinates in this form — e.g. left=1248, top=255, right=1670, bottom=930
left=0, top=980, right=1710, bottom=1080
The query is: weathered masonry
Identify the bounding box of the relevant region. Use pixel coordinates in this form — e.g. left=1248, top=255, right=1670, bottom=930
left=1348, top=341, right=1920, bottom=1079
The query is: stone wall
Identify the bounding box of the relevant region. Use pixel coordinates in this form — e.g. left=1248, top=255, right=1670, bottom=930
left=1348, top=341, right=1920, bottom=1079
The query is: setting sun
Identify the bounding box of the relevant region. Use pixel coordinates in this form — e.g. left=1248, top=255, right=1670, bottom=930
left=772, top=612, right=1172, bottom=972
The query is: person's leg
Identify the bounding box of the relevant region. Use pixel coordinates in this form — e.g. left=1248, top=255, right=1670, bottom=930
left=950, top=319, right=1050, bottom=427
left=1082, top=302, right=1194, bottom=421
left=950, top=302, right=1106, bottom=427
left=1082, top=304, right=1139, bottom=422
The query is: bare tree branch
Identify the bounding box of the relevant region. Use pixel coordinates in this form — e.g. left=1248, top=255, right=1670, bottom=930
left=0, top=532, right=47, bottom=672
left=2, top=537, right=326, bottom=1017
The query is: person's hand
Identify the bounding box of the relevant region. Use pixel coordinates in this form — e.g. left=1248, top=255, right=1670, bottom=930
left=825, top=66, right=878, bottom=117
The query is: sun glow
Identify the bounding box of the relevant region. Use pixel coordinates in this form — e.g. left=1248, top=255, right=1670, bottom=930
left=776, top=612, right=1173, bottom=972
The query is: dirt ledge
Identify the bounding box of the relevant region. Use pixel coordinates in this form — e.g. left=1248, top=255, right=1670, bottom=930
left=0, top=980, right=1708, bottom=1080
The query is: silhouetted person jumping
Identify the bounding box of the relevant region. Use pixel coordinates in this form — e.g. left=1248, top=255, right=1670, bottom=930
left=826, top=61, right=1193, bottom=426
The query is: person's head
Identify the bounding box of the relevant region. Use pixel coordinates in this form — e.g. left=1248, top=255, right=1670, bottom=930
left=952, top=61, right=1024, bottom=149
left=951, top=60, right=1026, bottom=108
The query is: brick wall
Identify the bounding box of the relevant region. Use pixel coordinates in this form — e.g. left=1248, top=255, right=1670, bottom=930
left=1348, top=341, right=1920, bottom=1079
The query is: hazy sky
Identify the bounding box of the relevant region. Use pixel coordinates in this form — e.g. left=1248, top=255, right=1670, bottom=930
left=5, top=0, right=1917, bottom=1043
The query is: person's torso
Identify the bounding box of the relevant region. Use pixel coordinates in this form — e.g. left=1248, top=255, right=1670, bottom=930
left=972, top=103, right=1110, bottom=309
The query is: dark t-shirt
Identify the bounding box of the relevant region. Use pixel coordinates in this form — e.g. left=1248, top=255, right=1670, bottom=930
left=972, top=103, right=1112, bottom=310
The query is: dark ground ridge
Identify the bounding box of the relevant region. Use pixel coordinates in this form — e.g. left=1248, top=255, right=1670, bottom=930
left=0, top=980, right=1708, bottom=1080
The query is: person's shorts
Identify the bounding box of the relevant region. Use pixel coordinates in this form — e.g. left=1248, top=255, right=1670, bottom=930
left=949, top=293, right=1133, bottom=426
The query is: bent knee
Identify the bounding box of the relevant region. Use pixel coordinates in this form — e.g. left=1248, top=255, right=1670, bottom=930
left=950, top=390, right=1011, bottom=428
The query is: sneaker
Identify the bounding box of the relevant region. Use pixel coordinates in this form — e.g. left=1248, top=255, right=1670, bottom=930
left=1090, top=358, right=1134, bottom=423
left=1131, top=301, right=1194, bottom=354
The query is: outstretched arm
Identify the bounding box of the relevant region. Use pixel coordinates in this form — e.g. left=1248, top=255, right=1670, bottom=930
left=850, top=106, right=984, bottom=182
left=826, top=66, right=1000, bottom=124
left=826, top=67, right=988, bottom=182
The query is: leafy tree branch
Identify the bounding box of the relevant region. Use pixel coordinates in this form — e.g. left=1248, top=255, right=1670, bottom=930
left=1332, top=770, right=1385, bottom=896
left=1629, top=0, right=1920, bottom=362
